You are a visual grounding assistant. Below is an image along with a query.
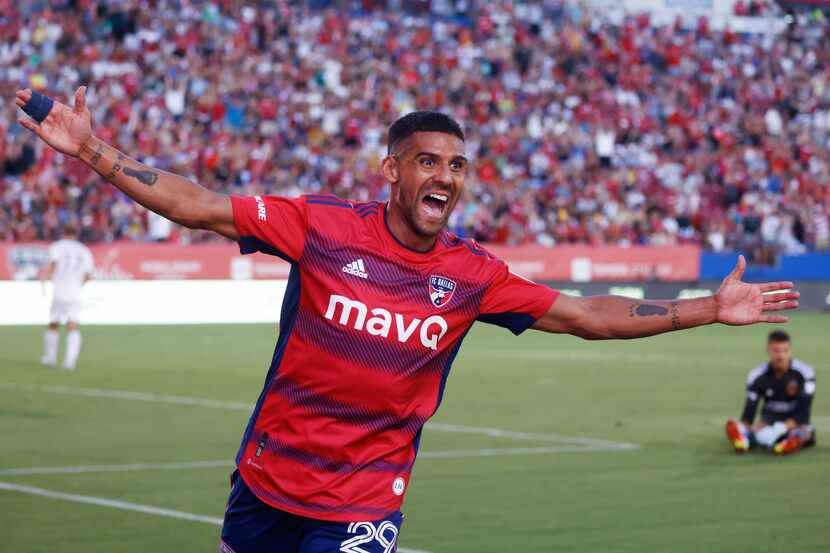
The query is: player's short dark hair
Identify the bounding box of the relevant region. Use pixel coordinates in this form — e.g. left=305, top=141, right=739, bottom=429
left=63, top=224, right=79, bottom=237
left=387, top=111, right=465, bottom=154
left=768, top=330, right=791, bottom=343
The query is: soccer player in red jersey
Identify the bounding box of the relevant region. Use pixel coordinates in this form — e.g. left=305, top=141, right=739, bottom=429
left=17, top=87, right=800, bottom=553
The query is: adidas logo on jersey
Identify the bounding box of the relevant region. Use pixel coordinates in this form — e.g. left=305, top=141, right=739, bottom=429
left=342, top=259, right=368, bottom=279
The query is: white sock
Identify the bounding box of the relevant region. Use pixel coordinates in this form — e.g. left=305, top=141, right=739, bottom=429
left=43, top=330, right=59, bottom=364
left=64, top=330, right=82, bottom=368
left=736, top=421, right=749, bottom=440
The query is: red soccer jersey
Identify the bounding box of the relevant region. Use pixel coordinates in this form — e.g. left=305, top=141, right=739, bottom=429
left=231, top=194, right=559, bottom=522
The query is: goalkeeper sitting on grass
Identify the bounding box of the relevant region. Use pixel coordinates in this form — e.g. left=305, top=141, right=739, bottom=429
left=726, top=330, right=816, bottom=455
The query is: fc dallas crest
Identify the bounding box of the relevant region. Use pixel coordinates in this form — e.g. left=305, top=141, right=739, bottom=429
left=429, top=275, right=456, bottom=308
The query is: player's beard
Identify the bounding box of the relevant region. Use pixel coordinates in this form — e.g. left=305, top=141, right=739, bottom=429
left=389, top=178, right=456, bottom=244
left=406, top=206, right=440, bottom=239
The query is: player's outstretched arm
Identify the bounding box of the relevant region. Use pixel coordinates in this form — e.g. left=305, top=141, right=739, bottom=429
left=15, top=86, right=238, bottom=240
left=532, top=256, right=799, bottom=340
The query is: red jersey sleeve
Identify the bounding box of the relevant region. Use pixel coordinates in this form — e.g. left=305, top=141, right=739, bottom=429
left=231, top=195, right=307, bottom=262
left=477, top=262, right=559, bottom=335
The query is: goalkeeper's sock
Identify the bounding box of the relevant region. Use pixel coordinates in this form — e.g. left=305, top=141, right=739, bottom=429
left=42, top=330, right=59, bottom=366
left=63, top=330, right=81, bottom=370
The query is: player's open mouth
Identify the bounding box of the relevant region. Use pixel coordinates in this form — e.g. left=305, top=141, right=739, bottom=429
left=421, top=192, right=450, bottom=219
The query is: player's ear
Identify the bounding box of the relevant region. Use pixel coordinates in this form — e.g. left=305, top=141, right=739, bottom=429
left=382, top=155, right=399, bottom=184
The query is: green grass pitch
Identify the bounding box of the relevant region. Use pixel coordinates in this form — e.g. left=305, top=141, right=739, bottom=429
left=1, top=315, right=828, bottom=552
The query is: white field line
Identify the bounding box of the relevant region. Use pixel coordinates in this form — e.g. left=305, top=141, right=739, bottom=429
left=0, top=481, right=222, bottom=524
left=0, top=441, right=630, bottom=478
left=0, top=382, right=638, bottom=451
left=0, top=460, right=233, bottom=476
left=461, top=349, right=737, bottom=367
left=0, top=382, right=252, bottom=411
left=426, top=422, right=638, bottom=449
left=463, top=349, right=677, bottom=362
left=0, top=481, right=431, bottom=553
left=420, top=445, right=627, bottom=457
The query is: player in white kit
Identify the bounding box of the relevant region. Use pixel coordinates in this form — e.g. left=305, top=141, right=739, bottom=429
left=41, top=225, right=94, bottom=370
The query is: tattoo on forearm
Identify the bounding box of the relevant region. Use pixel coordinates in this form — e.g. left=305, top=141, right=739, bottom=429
left=90, top=142, right=103, bottom=166
left=123, top=166, right=158, bottom=186
left=105, top=153, right=126, bottom=180
left=670, top=301, right=681, bottom=330
left=97, top=148, right=157, bottom=186
left=630, top=303, right=669, bottom=317
left=628, top=301, right=682, bottom=330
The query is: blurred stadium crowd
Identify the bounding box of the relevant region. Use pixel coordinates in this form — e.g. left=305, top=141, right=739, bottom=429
left=1, top=1, right=829, bottom=259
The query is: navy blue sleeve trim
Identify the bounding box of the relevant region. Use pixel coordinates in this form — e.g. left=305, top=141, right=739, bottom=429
left=306, top=199, right=354, bottom=208
left=477, top=312, right=537, bottom=336
left=354, top=201, right=381, bottom=213
left=238, top=236, right=294, bottom=263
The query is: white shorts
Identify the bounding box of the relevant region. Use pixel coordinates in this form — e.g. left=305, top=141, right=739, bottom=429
left=49, top=298, right=81, bottom=324
left=755, top=421, right=789, bottom=448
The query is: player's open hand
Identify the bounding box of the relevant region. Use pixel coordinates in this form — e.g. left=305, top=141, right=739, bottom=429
left=16, top=86, right=92, bottom=157
left=715, top=255, right=799, bottom=325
